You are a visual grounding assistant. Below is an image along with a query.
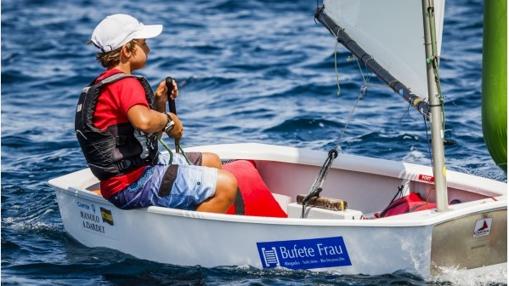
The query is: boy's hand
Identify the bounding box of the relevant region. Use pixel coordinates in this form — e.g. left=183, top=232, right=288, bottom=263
left=157, top=78, right=179, bottom=100
left=154, top=80, right=168, bottom=102
left=167, top=77, right=178, bottom=100
left=166, top=112, right=183, bottom=140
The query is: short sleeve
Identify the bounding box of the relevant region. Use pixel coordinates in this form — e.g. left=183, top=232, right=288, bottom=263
left=116, top=78, right=149, bottom=114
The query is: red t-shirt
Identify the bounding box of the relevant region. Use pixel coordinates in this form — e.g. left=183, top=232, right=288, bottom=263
left=93, top=68, right=149, bottom=199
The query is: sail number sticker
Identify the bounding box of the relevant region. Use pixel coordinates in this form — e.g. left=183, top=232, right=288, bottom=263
left=257, top=236, right=351, bottom=270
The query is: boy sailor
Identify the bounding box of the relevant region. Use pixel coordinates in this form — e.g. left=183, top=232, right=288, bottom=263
left=76, top=14, right=238, bottom=212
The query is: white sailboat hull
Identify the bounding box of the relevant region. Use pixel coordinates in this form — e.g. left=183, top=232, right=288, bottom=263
left=49, top=143, right=507, bottom=278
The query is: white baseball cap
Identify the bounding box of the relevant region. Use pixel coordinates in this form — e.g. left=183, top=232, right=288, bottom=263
left=90, top=14, right=163, bottom=53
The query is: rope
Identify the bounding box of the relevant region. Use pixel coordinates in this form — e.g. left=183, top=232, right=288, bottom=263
left=176, top=142, right=191, bottom=165
left=334, top=27, right=342, bottom=97
left=301, top=55, right=368, bottom=218
left=158, top=138, right=191, bottom=165
left=423, top=114, right=433, bottom=163
left=165, top=76, right=191, bottom=165
left=301, top=149, right=338, bottom=218
left=355, top=55, right=368, bottom=84
left=335, top=57, right=369, bottom=149
left=159, top=138, right=174, bottom=165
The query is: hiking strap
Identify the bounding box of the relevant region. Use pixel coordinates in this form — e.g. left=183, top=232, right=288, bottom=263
left=234, top=189, right=245, bottom=215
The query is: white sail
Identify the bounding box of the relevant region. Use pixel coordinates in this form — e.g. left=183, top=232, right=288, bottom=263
left=323, top=0, right=445, bottom=100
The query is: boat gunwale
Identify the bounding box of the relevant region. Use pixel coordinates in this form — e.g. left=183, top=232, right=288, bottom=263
left=185, top=143, right=506, bottom=197
left=50, top=182, right=506, bottom=228
left=48, top=143, right=507, bottom=197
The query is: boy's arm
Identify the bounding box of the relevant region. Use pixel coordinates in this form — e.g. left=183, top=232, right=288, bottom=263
left=126, top=79, right=182, bottom=136
left=127, top=105, right=183, bottom=138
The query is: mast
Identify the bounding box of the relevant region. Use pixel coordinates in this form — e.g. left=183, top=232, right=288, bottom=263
left=422, top=0, right=448, bottom=211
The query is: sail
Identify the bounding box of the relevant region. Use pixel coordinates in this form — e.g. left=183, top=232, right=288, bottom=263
left=318, top=0, right=445, bottom=110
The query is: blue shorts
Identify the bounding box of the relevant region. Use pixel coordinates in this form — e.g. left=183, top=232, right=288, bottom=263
left=109, top=152, right=218, bottom=210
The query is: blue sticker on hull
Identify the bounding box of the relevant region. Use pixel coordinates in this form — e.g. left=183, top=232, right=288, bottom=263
left=257, top=236, right=351, bottom=270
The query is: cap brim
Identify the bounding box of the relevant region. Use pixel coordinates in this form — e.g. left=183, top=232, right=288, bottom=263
left=132, top=24, right=163, bottom=40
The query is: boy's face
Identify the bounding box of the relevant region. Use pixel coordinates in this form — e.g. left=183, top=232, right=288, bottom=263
left=130, top=39, right=150, bottom=70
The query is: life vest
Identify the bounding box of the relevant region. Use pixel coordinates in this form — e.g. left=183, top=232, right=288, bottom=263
left=378, top=192, right=436, bottom=218
left=75, top=73, right=159, bottom=181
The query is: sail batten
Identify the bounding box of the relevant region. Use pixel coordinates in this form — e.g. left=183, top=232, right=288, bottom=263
left=316, top=0, right=445, bottom=115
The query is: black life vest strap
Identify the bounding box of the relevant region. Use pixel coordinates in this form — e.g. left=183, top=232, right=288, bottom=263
left=79, top=73, right=135, bottom=132
left=80, top=73, right=133, bottom=98
left=114, top=156, right=145, bottom=173
left=99, top=72, right=132, bottom=85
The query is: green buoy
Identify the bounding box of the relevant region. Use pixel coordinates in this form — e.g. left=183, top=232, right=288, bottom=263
left=482, top=0, right=507, bottom=172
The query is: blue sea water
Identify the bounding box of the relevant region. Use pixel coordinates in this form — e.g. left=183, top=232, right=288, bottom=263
left=1, top=0, right=506, bottom=285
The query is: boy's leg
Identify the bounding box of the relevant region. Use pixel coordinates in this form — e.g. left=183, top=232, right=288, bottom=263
left=189, top=151, right=238, bottom=213
left=153, top=160, right=237, bottom=213
left=201, top=152, right=222, bottom=169
left=196, top=169, right=237, bottom=213
left=157, top=151, right=237, bottom=213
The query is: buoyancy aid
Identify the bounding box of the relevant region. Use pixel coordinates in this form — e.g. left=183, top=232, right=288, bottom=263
left=75, top=73, right=159, bottom=181
left=378, top=192, right=436, bottom=218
